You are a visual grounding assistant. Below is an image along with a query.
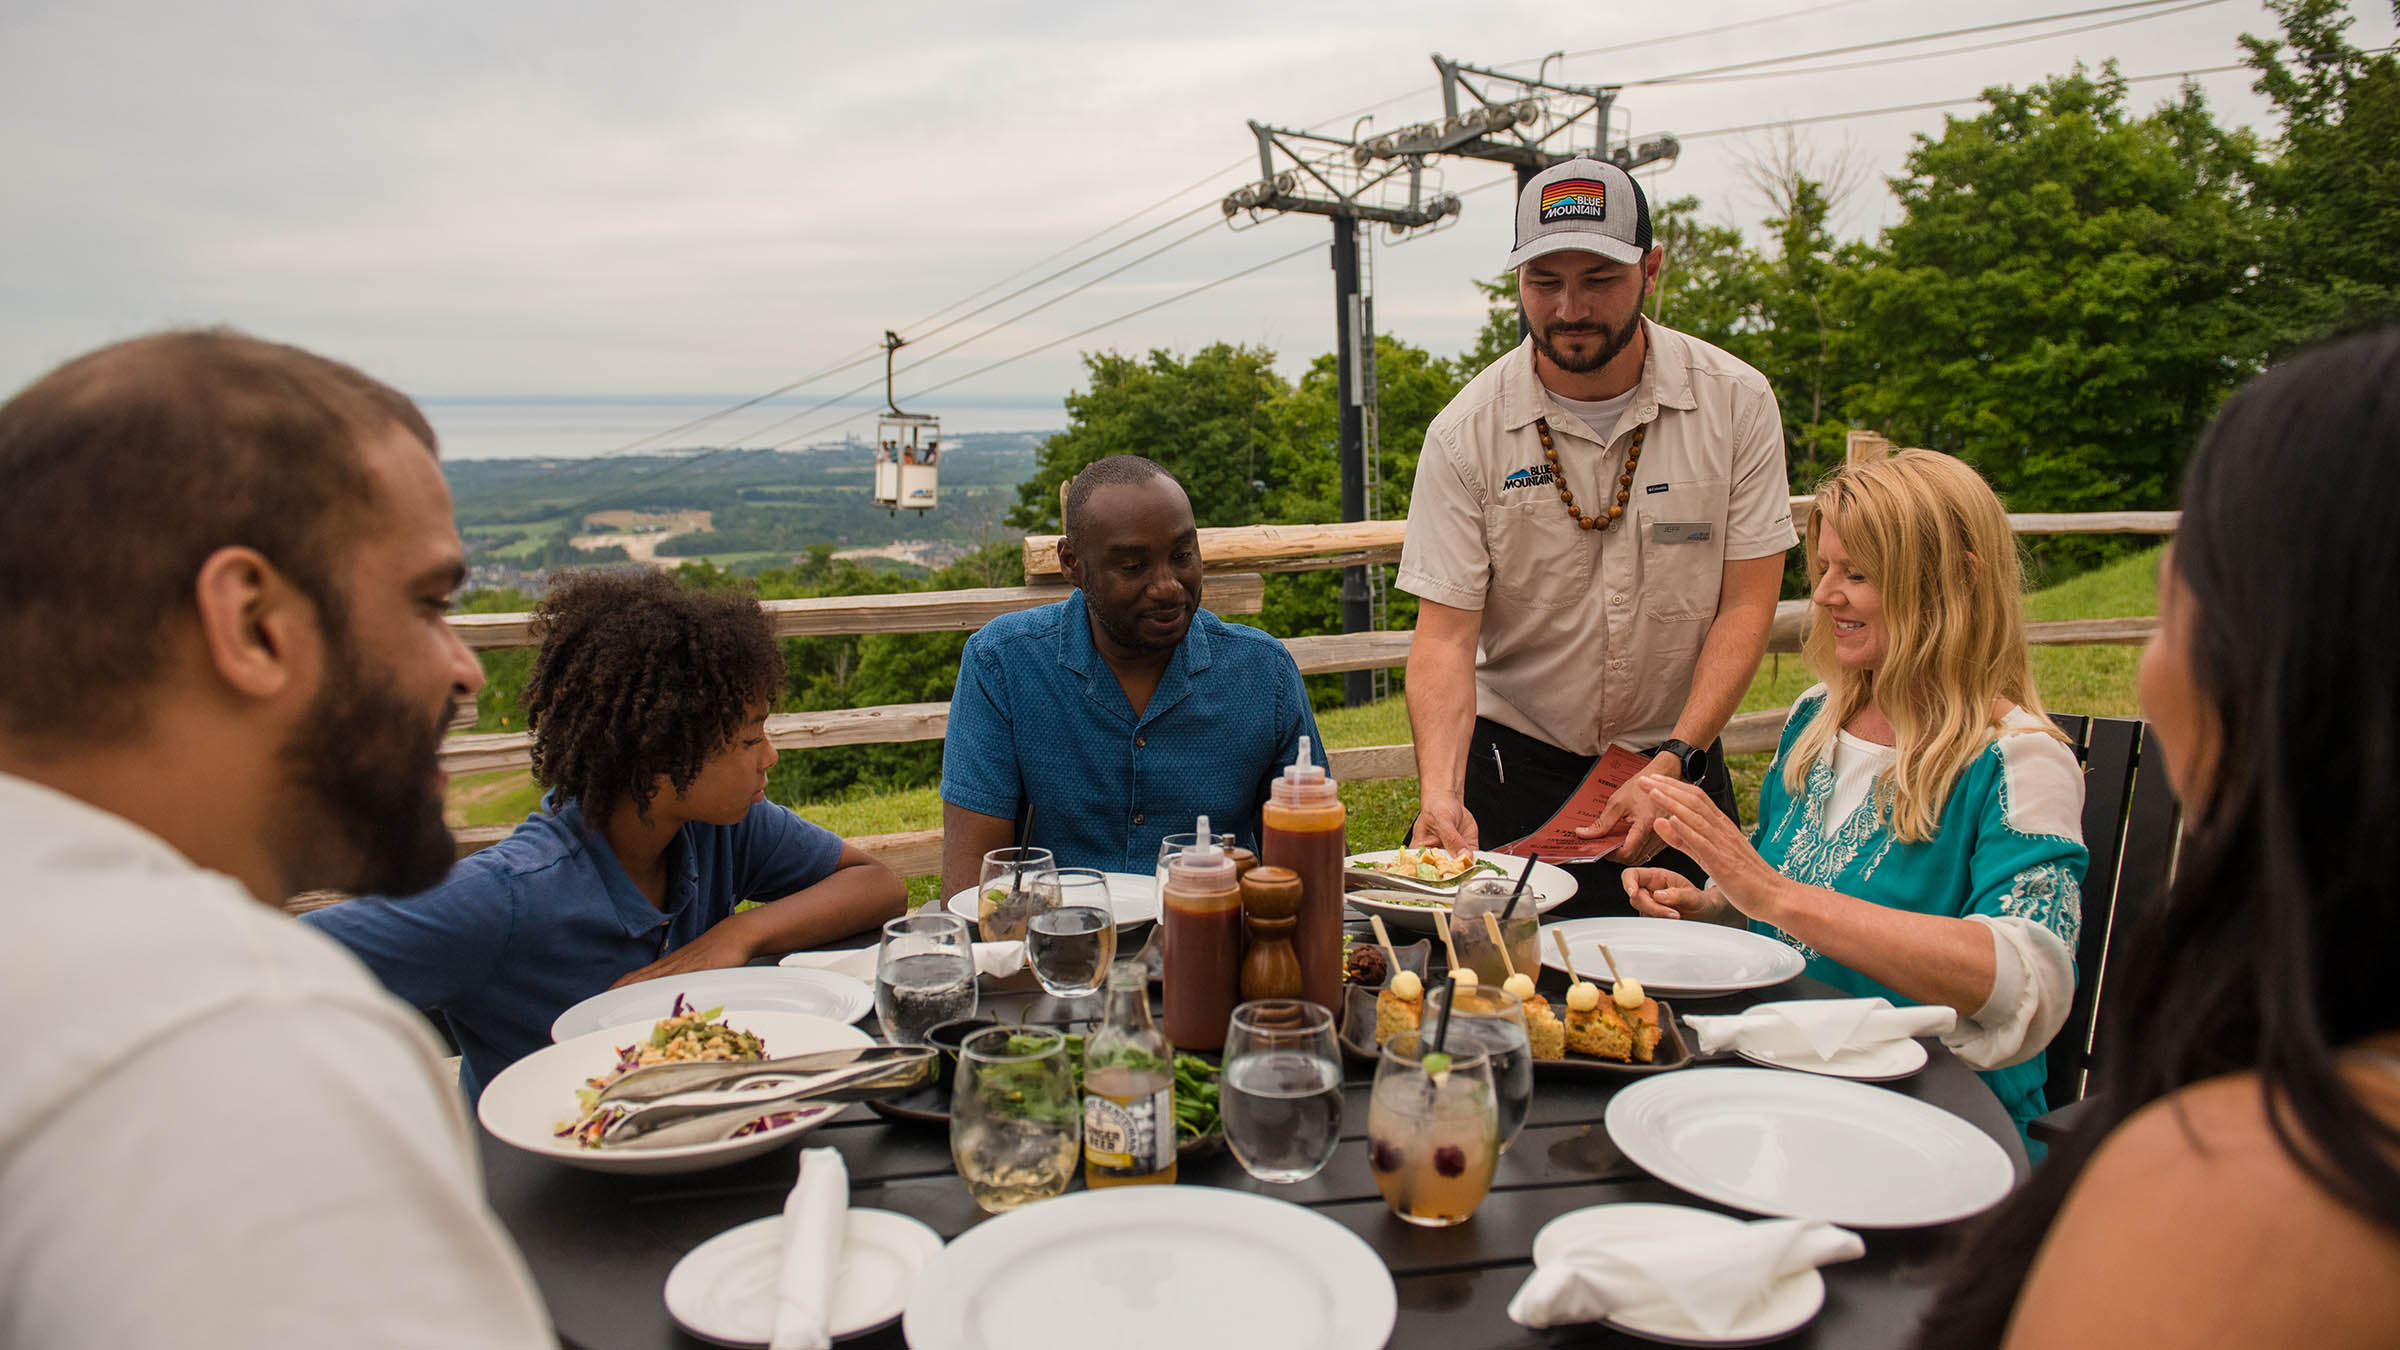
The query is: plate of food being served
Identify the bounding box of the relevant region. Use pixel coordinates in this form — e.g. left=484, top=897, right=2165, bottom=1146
left=479, top=999, right=878, bottom=1175
left=1341, top=848, right=1578, bottom=936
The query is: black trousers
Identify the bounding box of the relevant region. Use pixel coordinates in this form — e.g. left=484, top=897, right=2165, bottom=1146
left=1461, top=717, right=1738, bottom=920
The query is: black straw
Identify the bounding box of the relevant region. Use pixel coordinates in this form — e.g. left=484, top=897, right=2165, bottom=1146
left=1430, top=980, right=1457, bottom=1056
left=1011, top=805, right=1038, bottom=895
left=1500, top=850, right=1539, bottom=924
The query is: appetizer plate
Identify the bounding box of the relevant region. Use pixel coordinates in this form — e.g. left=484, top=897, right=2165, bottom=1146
left=943, top=870, right=1160, bottom=931
left=548, top=967, right=874, bottom=1042
left=1735, top=1035, right=1929, bottom=1082
left=1531, top=1203, right=1827, bottom=1347
left=902, top=1186, right=1395, bottom=1350
left=1335, top=984, right=1694, bottom=1078
left=479, top=1011, right=875, bottom=1176
left=1605, top=1068, right=2015, bottom=1228
left=1342, top=851, right=1579, bottom=937
left=1540, top=918, right=1805, bottom=997
left=664, top=1208, right=943, bottom=1347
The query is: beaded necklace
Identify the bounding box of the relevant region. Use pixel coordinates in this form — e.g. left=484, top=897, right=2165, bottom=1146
left=1534, top=415, right=1643, bottom=531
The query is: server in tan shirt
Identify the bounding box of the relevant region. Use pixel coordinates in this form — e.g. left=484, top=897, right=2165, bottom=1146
left=1397, top=158, right=1797, bottom=915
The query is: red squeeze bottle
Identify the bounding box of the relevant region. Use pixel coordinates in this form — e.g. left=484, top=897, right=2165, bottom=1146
left=1162, top=815, right=1242, bottom=1052
left=1259, top=736, right=1347, bottom=1013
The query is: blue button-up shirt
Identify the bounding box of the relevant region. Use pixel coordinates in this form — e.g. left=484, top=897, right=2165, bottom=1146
left=301, top=796, right=842, bottom=1102
left=940, top=591, right=1322, bottom=871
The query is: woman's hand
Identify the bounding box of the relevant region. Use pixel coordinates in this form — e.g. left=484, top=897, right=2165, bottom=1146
left=1644, top=777, right=1795, bottom=924
left=1621, top=867, right=1737, bottom=923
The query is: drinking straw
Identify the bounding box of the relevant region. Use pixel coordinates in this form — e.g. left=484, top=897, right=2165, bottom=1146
left=1480, top=911, right=1518, bottom=981
left=1499, top=851, right=1539, bottom=924
left=1010, top=805, right=1038, bottom=895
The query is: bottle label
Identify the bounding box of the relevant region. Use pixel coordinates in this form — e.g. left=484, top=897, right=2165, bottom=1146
left=1083, top=1086, right=1173, bottom=1172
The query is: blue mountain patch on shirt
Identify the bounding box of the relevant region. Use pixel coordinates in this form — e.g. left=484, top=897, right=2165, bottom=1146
left=1500, top=464, right=1557, bottom=492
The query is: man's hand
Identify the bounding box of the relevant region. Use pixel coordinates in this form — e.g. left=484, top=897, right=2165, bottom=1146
left=1411, top=793, right=1479, bottom=854
left=1577, top=754, right=1681, bottom=862
left=1644, top=777, right=1793, bottom=922
left=1622, top=867, right=1737, bottom=924
left=610, top=925, right=752, bottom=989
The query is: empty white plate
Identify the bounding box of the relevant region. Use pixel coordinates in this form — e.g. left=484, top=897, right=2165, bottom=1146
left=1605, top=1068, right=2015, bottom=1228
left=1541, top=918, right=1805, bottom=996
left=665, top=1208, right=943, bottom=1346
left=1530, top=1203, right=1826, bottom=1346
left=549, top=966, right=874, bottom=1042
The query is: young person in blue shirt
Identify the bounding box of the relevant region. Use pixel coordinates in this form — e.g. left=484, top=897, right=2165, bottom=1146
left=305, top=569, right=905, bottom=1102
left=937, top=455, right=1322, bottom=898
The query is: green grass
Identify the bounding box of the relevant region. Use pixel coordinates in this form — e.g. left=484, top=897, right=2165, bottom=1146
left=447, top=546, right=2162, bottom=867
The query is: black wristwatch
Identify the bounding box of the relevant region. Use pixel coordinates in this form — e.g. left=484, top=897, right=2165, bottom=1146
left=1649, top=739, right=1707, bottom=782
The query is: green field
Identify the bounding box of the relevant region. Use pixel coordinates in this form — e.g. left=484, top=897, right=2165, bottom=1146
left=446, top=544, right=2162, bottom=903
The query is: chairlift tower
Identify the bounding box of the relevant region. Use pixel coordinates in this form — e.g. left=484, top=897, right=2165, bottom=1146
left=1224, top=122, right=1459, bottom=707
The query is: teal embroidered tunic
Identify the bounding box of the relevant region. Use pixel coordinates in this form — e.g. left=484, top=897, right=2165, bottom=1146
left=1750, top=689, right=2088, bottom=1144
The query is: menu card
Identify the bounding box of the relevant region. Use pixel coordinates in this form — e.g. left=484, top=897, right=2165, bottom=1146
left=1486, top=746, right=1656, bottom=865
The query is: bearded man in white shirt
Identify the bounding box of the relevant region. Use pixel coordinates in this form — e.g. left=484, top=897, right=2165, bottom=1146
left=0, top=330, right=553, bottom=1348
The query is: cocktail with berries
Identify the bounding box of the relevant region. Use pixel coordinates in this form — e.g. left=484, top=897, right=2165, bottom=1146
left=1366, top=1030, right=1498, bottom=1227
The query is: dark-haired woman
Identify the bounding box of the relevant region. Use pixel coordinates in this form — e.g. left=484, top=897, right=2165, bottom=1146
left=305, top=570, right=905, bottom=1103
left=1913, top=330, right=2400, bottom=1348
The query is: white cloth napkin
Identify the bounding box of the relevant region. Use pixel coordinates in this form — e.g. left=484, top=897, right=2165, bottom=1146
left=770, top=1147, right=847, bottom=1350
left=1508, top=1217, right=1864, bottom=1336
left=1684, top=997, right=1954, bottom=1061
left=780, top=940, right=1025, bottom=983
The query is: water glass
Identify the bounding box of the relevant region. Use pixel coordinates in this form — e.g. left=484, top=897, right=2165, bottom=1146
left=1426, top=983, right=1533, bottom=1153
left=875, top=912, right=976, bottom=1046
left=951, top=1025, right=1081, bottom=1213
left=1450, top=877, right=1541, bottom=986
left=1367, top=1030, right=1498, bottom=1228
left=1028, top=867, right=1116, bottom=999
left=1221, top=1000, right=1344, bottom=1183
left=977, top=846, right=1058, bottom=943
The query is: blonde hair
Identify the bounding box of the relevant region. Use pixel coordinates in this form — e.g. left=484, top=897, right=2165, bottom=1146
left=1784, top=450, right=2062, bottom=842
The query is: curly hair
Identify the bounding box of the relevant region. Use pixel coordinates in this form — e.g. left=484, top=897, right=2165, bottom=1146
left=522, top=569, right=785, bottom=823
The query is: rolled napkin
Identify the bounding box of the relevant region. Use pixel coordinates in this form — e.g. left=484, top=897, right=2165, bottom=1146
left=1508, top=1216, right=1864, bottom=1336
left=1684, top=997, right=1954, bottom=1062
left=770, top=1147, right=848, bottom=1350
left=780, top=940, right=1025, bottom=983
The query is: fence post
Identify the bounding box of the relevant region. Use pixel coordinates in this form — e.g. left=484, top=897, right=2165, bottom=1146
left=1846, top=430, right=1893, bottom=464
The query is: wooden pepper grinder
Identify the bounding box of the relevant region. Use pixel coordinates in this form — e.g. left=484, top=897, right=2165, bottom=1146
left=1238, top=866, right=1305, bottom=1004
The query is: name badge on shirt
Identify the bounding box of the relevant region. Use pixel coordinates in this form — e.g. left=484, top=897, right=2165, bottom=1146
left=1653, top=521, right=1714, bottom=544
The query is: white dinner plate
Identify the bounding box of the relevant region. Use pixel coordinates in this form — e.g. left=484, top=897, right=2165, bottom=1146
left=478, top=1011, right=875, bottom=1176
left=1540, top=918, right=1805, bottom=996
left=664, top=1209, right=943, bottom=1346
left=548, top=967, right=874, bottom=1042
left=1736, top=1035, right=1929, bottom=1082
left=1342, top=850, right=1580, bottom=937
left=1605, top=1068, right=2016, bottom=1228
left=1530, top=1203, right=1826, bottom=1346
left=901, top=1186, right=1395, bottom=1350
left=943, top=870, right=1160, bottom=930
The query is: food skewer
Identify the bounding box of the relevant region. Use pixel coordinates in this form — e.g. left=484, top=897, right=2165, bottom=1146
left=1432, top=910, right=1476, bottom=988
left=1367, top=914, right=1402, bottom=972
left=1550, top=928, right=1582, bottom=984
left=1594, top=942, right=1622, bottom=984
left=1594, top=940, right=1646, bottom=1010
left=1480, top=911, right=1518, bottom=980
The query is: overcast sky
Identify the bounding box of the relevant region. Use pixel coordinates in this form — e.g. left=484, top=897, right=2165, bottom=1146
left=3, top=0, right=2390, bottom=454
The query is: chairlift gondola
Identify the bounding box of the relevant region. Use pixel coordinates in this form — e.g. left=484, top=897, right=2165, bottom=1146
left=871, top=330, right=940, bottom=515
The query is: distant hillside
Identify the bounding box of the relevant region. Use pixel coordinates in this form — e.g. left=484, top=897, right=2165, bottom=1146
left=446, top=432, right=1048, bottom=584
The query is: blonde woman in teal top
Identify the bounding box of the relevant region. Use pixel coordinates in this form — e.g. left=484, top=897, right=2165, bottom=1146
left=1621, top=450, right=2087, bottom=1145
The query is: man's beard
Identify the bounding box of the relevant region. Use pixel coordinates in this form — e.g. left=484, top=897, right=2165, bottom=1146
left=1092, top=599, right=1190, bottom=656
left=281, top=625, right=457, bottom=898
left=1530, top=304, right=1642, bottom=376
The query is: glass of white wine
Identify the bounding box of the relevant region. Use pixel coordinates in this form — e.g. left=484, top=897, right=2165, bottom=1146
left=1027, top=868, right=1115, bottom=999
left=951, top=1026, right=1080, bottom=1213
left=977, top=846, right=1058, bottom=944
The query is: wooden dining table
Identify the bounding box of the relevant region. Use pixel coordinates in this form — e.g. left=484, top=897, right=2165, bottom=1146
left=480, top=936, right=2029, bottom=1350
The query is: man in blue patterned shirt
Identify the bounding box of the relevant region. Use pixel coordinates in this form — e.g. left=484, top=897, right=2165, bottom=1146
left=939, top=456, right=1323, bottom=896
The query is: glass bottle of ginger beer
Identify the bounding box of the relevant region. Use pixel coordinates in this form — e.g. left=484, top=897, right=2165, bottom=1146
left=1260, top=736, right=1346, bottom=1013
left=1083, top=960, right=1177, bottom=1187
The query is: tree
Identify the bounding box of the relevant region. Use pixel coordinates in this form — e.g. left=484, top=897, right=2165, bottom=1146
left=1842, top=69, right=2265, bottom=534
left=1006, top=344, right=1290, bottom=533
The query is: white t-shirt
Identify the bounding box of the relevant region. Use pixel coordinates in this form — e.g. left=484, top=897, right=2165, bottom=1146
left=0, top=772, right=553, bottom=1350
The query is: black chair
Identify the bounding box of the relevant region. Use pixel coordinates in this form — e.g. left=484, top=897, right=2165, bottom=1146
left=2028, top=715, right=2182, bottom=1144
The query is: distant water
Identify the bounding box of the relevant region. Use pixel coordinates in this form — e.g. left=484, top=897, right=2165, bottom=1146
left=420, top=394, right=1065, bottom=461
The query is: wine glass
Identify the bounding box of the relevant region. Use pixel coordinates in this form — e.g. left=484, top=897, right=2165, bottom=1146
left=1426, top=982, right=1533, bottom=1153
left=1221, top=1000, right=1344, bottom=1183
left=1027, top=867, right=1116, bottom=999
left=977, top=846, right=1058, bottom=943
left=1367, top=1029, right=1498, bottom=1228
left=951, top=1026, right=1080, bottom=1213
left=874, top=912, right=976, bottom=1046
